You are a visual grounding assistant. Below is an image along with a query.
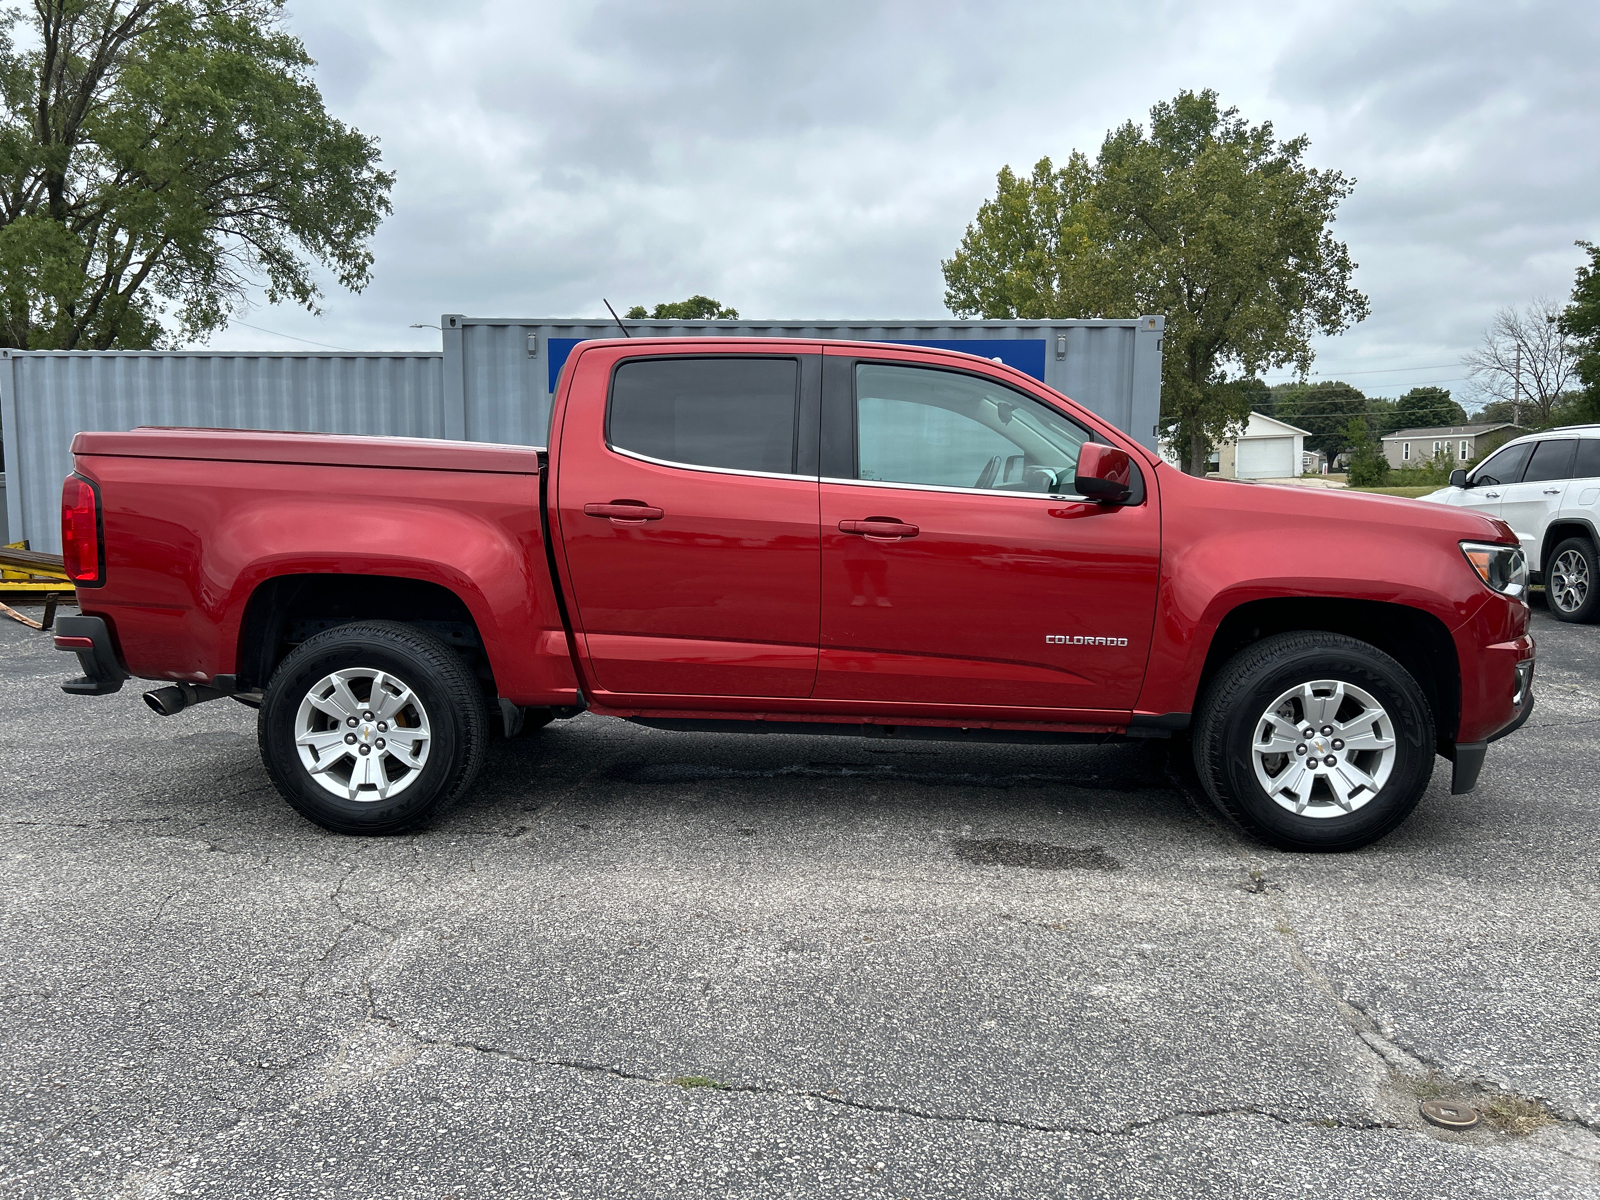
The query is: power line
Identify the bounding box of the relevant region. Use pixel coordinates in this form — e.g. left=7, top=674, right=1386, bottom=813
left=229, top=319, right=357, bottom=352
left=1258, top=361, right=1467, bottom=379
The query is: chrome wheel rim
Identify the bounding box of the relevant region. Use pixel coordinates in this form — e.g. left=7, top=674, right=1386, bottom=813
left=1550, top=549, right=1590, bottom=614
left=294, top=668, right=432, bottom=802
left=1251, top=680, right=1396, bottom=819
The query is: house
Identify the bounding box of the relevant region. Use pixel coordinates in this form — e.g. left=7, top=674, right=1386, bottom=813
left=1380, top=423, right=1520, bottom=470
left=1214, top=412, right=1313, bottom=479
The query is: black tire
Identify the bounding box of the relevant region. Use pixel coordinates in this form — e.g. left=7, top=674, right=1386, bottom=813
left=258, top=621, right=488, bottom=835
left=1193, top=632, right=1436, bottom=852
left=1545, top=537, right=1599, bottom=623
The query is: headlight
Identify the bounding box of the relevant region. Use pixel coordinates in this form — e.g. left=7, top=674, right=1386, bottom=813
left=1460, top=541, right=1527, bottom=599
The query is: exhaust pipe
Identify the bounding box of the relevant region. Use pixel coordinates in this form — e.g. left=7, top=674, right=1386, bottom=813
left=143, top=682, right=228, bottom=716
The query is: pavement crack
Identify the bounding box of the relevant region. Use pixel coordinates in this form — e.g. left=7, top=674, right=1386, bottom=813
left=378, top=1032, right=1389, bottom=1137
left=1163, top=758, right=1600, bottom=1138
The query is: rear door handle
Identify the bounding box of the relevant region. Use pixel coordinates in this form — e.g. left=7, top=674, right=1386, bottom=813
left=584, top=501, right=664, bottom=523
left=1483, top=491, right=1500, bottom=499
left=1543, top=487, right=1561, bottom=495
left=839, top=519, right=919, bottom=539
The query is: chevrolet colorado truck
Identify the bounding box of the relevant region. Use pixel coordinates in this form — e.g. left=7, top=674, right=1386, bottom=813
left=53, top=338, right=1535, bottom=850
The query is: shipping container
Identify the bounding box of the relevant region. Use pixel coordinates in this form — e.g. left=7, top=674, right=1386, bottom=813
left=2, top=316, right=1163, bottom=552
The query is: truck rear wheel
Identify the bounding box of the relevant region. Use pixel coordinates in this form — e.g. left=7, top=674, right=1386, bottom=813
left=1193, top=632, right=1435, bottom=852
left=258, top=621, right=487, bottom=835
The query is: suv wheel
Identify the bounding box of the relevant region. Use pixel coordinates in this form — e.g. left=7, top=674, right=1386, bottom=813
left=1546, top=536, right=1598, bottom=623
left=259, top=621, right=488, bottom=834
left=1194, top=632, right=1435, bottom=852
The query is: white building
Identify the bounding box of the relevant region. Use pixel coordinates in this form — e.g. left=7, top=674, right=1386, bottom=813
left=1160, top=413, right=1312, bottom=479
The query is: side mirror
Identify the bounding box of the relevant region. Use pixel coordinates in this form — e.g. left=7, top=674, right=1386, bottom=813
left=1449, top=468, right=1468, bottom=488
left=1074, top=442, right=1134, bottom=504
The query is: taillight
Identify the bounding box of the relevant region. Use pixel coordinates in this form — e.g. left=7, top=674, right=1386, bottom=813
left=61, top=474, right=104, bottom=587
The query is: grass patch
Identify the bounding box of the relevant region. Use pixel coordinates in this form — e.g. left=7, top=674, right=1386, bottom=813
left=1395, top=1071, right=1556, bottom=1136
left=670, top=1075, right=731, bottom=1090
left=1478, top=1094, right=1555, bottom=1136
left=1349, top=485, right=1441, bottom=498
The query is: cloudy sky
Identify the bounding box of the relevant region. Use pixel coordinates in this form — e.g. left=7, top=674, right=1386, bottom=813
left=208, top=0, right=1600, bottom=405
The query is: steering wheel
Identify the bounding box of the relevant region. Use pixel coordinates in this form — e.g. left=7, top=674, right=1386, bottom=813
left=972, top=455, right=1002, bottom=490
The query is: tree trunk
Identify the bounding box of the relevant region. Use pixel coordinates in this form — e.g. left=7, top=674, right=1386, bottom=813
left=1186, top=428, right=1210, bottom=476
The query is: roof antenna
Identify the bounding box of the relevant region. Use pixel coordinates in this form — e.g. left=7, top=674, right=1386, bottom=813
left=602, top=298, right=632, bottom=337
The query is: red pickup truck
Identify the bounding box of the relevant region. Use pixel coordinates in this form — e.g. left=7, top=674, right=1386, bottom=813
left=53, top=338, right=1535, bottom=850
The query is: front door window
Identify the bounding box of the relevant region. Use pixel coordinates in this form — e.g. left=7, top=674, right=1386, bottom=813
left=853, top=363, right=1089, bottom=495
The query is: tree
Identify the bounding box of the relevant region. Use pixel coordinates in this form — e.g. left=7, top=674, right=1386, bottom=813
left=624, top=295, right=739, bottom=320
left=1343, top=416, right=1389, bottom=487
left=1463, top=298, right=1577, bottom=428
left=1237, top=376, right=1273, bottom=418
left=942, top=88, right=1368, bottom=474
left=1558, top=241, right=1600, bottom=422
left=0, top=1, right=392, bottom=350
left=1273, top=380, right=1367, bottom=461
left=1386, top=386, right=1466, bottom=433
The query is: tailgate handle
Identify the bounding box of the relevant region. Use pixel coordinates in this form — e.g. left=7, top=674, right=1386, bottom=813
left=584, top=501, right=664, bottom=523
left=839, top=519, right=919, bottom=540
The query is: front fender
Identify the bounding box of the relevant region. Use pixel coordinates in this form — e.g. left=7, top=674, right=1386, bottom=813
left=1133, top=480, right=1498, bottom=719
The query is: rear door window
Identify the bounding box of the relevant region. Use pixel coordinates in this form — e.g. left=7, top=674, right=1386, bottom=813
left=1521, top=439, right=1577, bottom=483
left=1570, top=439, right=1600, bottom=480
left=1470, top=442, right=1533, bottom=486
left=609, top=357, right=800, bottom=475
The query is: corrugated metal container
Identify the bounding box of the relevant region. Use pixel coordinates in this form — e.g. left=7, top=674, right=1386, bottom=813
left=1, top=316, right=1164, bottom=553
left=442, top=314, right=1165, bottom=455
left=0, top=350, right=444, bottom=552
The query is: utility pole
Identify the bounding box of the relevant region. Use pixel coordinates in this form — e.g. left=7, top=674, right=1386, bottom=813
left=1513, top=343, right=1521, bottom=427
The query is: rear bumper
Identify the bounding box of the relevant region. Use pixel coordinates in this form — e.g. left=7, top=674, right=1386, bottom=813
left=55, top=615, right=128, bottom=695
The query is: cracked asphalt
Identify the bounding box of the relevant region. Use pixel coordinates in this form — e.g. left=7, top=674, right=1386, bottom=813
left=2, top=596, right=1597, bottom=1198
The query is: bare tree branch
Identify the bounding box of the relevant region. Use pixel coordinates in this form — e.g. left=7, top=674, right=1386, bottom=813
left=1463, top=297, right=1578, bottom=425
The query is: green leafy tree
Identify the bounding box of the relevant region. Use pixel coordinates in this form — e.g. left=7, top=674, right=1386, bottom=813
left=1559, top=241, right=1600, bottom=422
left=624, top=295, right=739, bottom=320
left=1273, top=380, right=1367, bottom=461
left=0, top=0, right=393, bottom=350
left=1343, top=416, right=1389, bottom=487
left=1385, top=386, right=1467, bottom=434
left=1237, top=376, right=1273, bottom=418
left=942, top=88, right=1368, bottom=474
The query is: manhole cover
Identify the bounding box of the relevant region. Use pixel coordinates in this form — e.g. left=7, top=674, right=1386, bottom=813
left=1419, top=1099, right=1480, bottom=1129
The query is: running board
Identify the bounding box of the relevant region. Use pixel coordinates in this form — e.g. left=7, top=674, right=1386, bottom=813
left=625, top=717, right=1119, bottom=747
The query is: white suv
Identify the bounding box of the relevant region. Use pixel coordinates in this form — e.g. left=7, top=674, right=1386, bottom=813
left=1420, top=425, right=1600, bottom=622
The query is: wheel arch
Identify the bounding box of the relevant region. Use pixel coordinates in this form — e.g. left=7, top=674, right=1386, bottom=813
left=235, top=573, right=496, bottom=698
left=1538, top=518, right=1598, bottom=578
left=1194, top=597, right=1461, bottom=747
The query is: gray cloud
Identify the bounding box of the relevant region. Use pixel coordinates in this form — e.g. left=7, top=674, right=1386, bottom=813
left=215, top=0, right=1598, bottom=403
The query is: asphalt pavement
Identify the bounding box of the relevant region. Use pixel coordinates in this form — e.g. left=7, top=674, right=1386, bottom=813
left=1, top=596, right=1596, bottom=1198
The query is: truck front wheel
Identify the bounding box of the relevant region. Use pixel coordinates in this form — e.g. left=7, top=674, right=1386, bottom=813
left=258, top=621, right=488, bottom=835
left=1193, top=632, right=1435, bottom=852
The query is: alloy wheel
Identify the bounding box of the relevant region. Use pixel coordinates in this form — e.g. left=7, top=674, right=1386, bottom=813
left=1549, top=549, right=1590, bottom=615
left=1250, top=679, right=1397, bottom=818
left=293, top=668, right=432, bottom=801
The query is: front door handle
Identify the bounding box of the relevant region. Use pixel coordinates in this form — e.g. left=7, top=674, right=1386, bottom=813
left=1483, top=491, right=1500, bottom=499
left=584, top=501, right=664, bottom=523
left=839, top=518, right=919, bottom=540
